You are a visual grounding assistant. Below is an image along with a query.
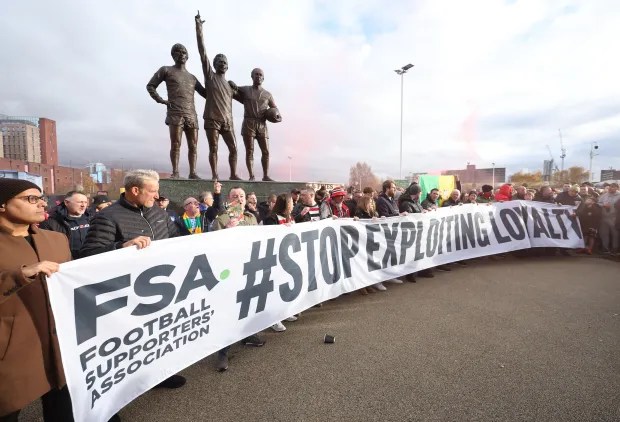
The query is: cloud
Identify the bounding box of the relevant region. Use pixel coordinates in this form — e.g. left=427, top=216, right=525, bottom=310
left=1, top=0, right=619, bottom=183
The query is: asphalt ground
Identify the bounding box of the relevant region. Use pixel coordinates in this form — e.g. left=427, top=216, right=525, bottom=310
left=21, top=254, right=620, bottom=421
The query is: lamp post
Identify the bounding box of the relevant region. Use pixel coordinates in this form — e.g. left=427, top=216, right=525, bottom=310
left=589, top=142, right=599, bottom=182
left=288, top=156, right=292, bottom=182
left=394, top=63, right=414, bottom=180
left=492, top=162, right=495, bottom=188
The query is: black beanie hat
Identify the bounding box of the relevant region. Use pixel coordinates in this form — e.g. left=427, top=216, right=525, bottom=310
left=481, top=184, right=493, bottom=193
left=0, top=179, right=42, bottom=206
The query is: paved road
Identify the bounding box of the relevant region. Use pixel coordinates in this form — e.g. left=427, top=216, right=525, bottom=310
left=22, top=255, right=620, bottom=421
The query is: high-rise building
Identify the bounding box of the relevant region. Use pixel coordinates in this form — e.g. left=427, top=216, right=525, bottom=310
left=0, top=130, right=3, bottom=158
left=86, top=162, right=111, bottom=183
left=0, top=115, right=41, bottom=163
left=39, top=117, right=58, bottom=165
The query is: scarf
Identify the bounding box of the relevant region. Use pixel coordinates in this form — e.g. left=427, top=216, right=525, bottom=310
left=182, top=212, right=203, bottom=234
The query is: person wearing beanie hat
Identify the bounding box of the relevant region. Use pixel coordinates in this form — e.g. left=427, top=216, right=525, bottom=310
left=319, top=186, right=350, bottom=219
left=477, top=184, right=495, bottom=203
left=0, top=178, right=74, bottom=420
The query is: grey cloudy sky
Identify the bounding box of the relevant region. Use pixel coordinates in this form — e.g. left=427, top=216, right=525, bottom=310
left=2, top=0, right=619, bottom=183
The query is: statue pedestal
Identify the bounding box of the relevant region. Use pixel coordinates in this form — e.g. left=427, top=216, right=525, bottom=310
left=159, top=179, right=339, bottom=209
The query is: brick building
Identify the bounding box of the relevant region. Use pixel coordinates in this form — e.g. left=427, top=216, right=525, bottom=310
left=0, top=157, right=91, bottom=195
left=441, top=163, right=506, bottom=189
left=38, top=117, right=59, bottom=165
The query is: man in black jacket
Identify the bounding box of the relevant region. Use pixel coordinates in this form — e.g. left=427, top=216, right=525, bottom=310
left=80, top=169, right=185, bottom=392
left=40, top=190, right=91, bottom=259
left=375, top=180, right=408, bottom=286
left=376, top=180, right=407, bottom=218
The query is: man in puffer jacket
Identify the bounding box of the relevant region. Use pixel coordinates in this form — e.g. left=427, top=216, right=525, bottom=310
left=80, top=170, right=186, bottom=397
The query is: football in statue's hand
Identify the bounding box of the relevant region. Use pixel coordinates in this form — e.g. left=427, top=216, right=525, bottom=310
left=262, top=107, right=282, bottom=123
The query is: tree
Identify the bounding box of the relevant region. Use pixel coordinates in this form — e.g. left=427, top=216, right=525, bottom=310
left=81, top=173, right=98, bottom=196
left=509, top=171, right=543, bottom=186
left=349, top=162, right=381, bottom=191
left=551, top=166, right=590, bottom=185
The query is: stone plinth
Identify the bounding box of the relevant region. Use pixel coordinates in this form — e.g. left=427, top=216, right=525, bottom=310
left=159, top=179, right=339, bottom=211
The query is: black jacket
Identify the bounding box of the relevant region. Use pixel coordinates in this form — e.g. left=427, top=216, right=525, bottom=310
left=399, top=197, right=423, bottom=214
left=555, top=191, right=582, bottom=206
left=80, top=194, right=179, bottom=257
left=442, top=197, right=462, bottom=207
left=344, top=198, right=357, bottom=217
left=257, top=201, right=271, bottom=223
left=355, top=209, right=377, bottom=219
left=576, top=203, right=602, bottom=232
left=262, top=214, right=290, bottom=226
left=40, top=204, right=92, bottom=259
left=292, top=202, right=321, bottom=223
left=376, top=193, right=399, bottom=217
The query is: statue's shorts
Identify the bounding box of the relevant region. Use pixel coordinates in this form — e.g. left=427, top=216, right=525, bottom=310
left=241, top=118, right=268, bottom=138
left=165, top=114, right=199, bottom=129
left=204, top=119, right=234, bottom=133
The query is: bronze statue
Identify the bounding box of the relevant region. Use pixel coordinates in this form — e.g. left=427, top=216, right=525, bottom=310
left=230, top=68, right=281, bottom=181
left=147, top=44, right=206, bottom=179
left=195, top=12, right=241, bottom=181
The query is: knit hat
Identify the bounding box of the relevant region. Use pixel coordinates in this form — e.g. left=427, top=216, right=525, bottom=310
left=481, top=184, right=493, bottom=193
left=330, top=186, right=346, bottom=198
left=0, top=179, right=42, bottom=206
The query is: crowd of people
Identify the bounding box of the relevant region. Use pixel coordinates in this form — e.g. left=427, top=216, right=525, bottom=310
left=1, top=171, right=619, bottom=421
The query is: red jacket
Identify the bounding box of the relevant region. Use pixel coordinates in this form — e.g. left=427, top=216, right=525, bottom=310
left=495, top=184, right=513, bottom=202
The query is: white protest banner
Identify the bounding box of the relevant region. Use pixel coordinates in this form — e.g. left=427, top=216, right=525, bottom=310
left=46, top=200, right=583, bottom=422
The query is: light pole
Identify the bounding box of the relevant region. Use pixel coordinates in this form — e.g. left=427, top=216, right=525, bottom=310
left=288, top=156, right=292, bottom=182
left=394, top=63, right=414, bottom=180
left=589, top=142, right=599, bottom=182
left=492, top=162, right=495, bottom=188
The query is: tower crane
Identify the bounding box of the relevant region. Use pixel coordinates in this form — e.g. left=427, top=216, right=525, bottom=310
left=558, top=129, right=566, bottom=173
left=546, top=145, right=559, bottom=171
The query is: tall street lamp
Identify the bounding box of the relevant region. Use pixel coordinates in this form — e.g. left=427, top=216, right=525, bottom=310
left=589, top=142, right=599, bottom=182
left=288, top=156, right=292, bottom=182
left=394, top=63, right=414, bottom=180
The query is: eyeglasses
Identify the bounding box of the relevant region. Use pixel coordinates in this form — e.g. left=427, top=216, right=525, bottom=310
left=184, top=201, right=199, bottom=206
left=16, top=195, right=48, bottom=204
